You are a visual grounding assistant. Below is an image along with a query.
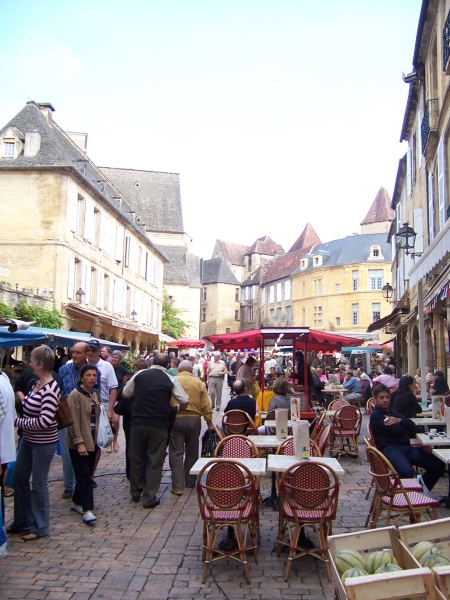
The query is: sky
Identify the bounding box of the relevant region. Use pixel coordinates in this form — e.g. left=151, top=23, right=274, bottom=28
left=0, top=0, right=423, bottom=258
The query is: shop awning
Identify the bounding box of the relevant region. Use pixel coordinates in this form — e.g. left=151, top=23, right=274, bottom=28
left=366, top=307, right=409, bottom=332
left=0, top=329, right=51, bottom=349
left=422, top=263, right=450, bottom=309
left=170, top=338, right=204, bottom=349
left=409, top=217, right=450, bottom=287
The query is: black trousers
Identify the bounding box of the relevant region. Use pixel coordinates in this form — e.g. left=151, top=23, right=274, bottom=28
left=69, top=447, right=98, bottom=511
left=123, top=414, right=131, bottom=480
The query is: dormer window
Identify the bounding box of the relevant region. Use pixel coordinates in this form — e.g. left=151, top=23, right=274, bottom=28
left=313, top=255, right=322, bottom=267
left=1, top=127, right=24, bottom=159
left=368, top=245, right=384, bottom=260
left=3, top=141, right=14, bottom=157
left=300, top=258, right=308, bottom=270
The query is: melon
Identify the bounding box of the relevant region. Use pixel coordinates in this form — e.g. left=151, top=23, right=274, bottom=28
left=412, top=541, right=438, bottom=561
left=375, top=563, right=403, bottom=574
left=366, top=550, right=398, bottom=574
left=341, top=567, right=369, bottom=583
left=420, top=551, right=450, bottom=569
left=334, top=549, right=366, bottom=575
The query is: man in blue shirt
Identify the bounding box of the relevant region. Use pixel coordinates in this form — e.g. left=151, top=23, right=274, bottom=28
left=342, top=370, right=362, bottom=406
left=57, top=342, right=101, bottom=499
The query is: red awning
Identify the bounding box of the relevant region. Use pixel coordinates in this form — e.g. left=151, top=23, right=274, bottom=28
left=203, top=327, right=363, bottom=352
left=170, top=338, right=204, bottom=349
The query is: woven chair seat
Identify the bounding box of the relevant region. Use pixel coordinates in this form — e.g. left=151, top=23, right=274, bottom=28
left=282, top=499, right=334, bottom=521
left=397, top=478, right=423, bottom=491
left=381, top=491, right=441, bottom=509
left=201, top=503, right=254, bottom=521
left=331, top=427, right=357, bottom=436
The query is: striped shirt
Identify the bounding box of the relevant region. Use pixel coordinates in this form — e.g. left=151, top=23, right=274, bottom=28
left=15, top=379, right=60, bottom=444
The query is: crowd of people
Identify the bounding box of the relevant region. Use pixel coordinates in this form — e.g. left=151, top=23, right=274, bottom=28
left=0, top=341, right=449, bottom=545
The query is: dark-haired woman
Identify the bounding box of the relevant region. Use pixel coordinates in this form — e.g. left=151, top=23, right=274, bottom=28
left=67, top=363, right=102, bottom=524
left=392, top=375, right=422, bottom=419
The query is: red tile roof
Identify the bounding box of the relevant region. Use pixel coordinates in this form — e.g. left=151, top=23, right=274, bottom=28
left=218, top=241, right=249, bottom=265
left=288, top=223, right=322, bottom=253
left=261, top=245, right=315, bottom=284
left=246, top=235, right=284, bottom=256
left=360, top=187, right=395, bottom=225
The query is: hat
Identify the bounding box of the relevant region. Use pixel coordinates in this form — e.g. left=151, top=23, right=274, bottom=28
left=88, top=339, right=101, bottom=350
left=228, top=350, right=235, bottom=354
left=360, top=373, right=370, bottom=381
left=213, top=351, right=221, bottom=357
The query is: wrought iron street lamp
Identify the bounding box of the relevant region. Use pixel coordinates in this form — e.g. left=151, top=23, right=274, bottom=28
left=131, top=310, right=138, bottom=322
left=396, top=222, right=422, bottom=257
left=75, top=288, right=85, bottom=303
left=382, top=283, right=394, bottom=302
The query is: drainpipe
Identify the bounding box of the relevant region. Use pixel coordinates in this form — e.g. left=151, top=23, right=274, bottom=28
left=417, top=280, right=427, bottom=400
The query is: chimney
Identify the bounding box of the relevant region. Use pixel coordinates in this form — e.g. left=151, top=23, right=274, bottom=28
left=36, top=102, right=55, bottom=122
left=24, top=131, right=41, bottom=157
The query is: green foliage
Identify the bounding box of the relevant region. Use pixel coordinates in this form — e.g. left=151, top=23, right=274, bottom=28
left=0, top=303, right=15, bottom=318
left=13, top=300, right=63, bottom=329
left=161, top=289, right=191, bottom=339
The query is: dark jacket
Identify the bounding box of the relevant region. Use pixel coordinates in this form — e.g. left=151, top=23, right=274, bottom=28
left=312, top=373, right=325, bottom=402
left=370, top=406, right=416, bottom=450
left=225, top=395, right=256, bottom=420
left=392, top=391, right=422, bottom=419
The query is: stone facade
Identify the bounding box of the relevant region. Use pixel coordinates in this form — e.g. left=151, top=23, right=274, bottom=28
left=200, top=281, right=241, bottom=337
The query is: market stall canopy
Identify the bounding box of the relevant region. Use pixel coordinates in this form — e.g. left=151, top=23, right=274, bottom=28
left=1, top=327, right=130, bottom=350
left=172, top=338, right=204, bottom=349
left=203, top=328, right=363, bottom=352
left=0, top=329, right=51, bottom=349
left=0, top=318, right=35, bottom=332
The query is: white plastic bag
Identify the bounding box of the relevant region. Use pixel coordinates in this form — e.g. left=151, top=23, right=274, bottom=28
left=97, top=405, right=114, bottom=449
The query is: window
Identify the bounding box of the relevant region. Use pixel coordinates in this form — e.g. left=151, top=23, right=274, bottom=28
left=2, top=142, right=14, bottom=157
left=249, top=285, right=255, bottom=301
left=368, top=269, right=384, bottom=290
left=285, top=280, right=291, bottom=300
left=352, top=303, right=359, bottom=326
left=261, top=287, right=266, bottom=305
left=235, top=310, right=239, bottom=321
left=335, top=284, right=341, bottom=293
left=314, top=306, right=322, bottom=328
left=336, top=317, right=340, bottom=327
left=77, top=195, right=85, bottom=236
left=300, top=258, right=308, bottom=270
left=226, top=327, right=231, bottom=334
left=369, top=245, right=383, bottom=260
left=372, top=248, right=379, bottom=257
left=285, top=306, right=292, bottom=325
left=276, top=282, right=282, bottom=302
left=67, top=255, right=76, bottom=299
left=270, top=309, right=275, bottom=325
left=269, top=285, right=275, bottom=303
left=202, top=287, right=207, bottom=301
left=277, top=307, right=282, bottom=325
left=248, top=255, right=252, bottom=271
left=235, top=287, right=239, bottom=302
left=94, top=208, right=101, bottom=246
left=313, top=256, right=322, bottom=267
left=302, top=282, right=306, bottom=298
left=115, top=225, right=125, bottom=261
left=314, top=279, right=322, bottom=295
left=428, top=172, right=435, bottom=242
left=125, top=236, right=131, bottom=267
left=202, top=308, right=206, bottom=322
left=302, top=308, right=306, bottom=326
left=372, top=302, right=381, bottom=322
left=352, top=270, right=359, bottom=291
left=248, top=306, right=253, bottom=322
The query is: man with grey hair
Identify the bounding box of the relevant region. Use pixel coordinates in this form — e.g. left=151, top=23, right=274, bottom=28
left=207, top=351, right=227, bottom=411
left=169, top=360, right=214, bottom=495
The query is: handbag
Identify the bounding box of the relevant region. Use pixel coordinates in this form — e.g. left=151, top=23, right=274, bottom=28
left=201, top=429, right=220, bottom=458
left=97, top=405, right=114, bottom=449
left=55, top=396, right=73, bottom=430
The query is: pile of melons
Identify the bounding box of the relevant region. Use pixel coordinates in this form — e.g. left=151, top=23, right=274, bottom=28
left=411, top=541, right=450, bottom=569
left=334, top=548, right=402, bottom=582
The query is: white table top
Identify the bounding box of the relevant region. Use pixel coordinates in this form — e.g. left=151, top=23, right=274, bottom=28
left=267, top=454, right=345, bottom=476
left=432, top=449, right=450, bottom=464
left=189, top=457, right=267, bottom=476
left=248, top=435, right=292, bottom=448
left=412, top=418, right=447, bottom=426
left=416, top=411, right=433, bottom=417
left=416, top=433, right=450, bottom=446
left=264, top=420, right=294, bottom=428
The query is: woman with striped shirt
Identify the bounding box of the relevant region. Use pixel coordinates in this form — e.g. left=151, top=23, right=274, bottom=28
left=7, top=345, right=60, bottom=541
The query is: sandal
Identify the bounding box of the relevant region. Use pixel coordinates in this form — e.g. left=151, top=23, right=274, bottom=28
left=22, top=533, right=48, bottom=542
left=106, top=445, right=112, bottom=453
left=113, top=443, right=119, bottom=452
left=6, top=525, right=30, bottom=535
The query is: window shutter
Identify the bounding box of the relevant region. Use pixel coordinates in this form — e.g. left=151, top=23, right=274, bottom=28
left=396, top=203, right=401, bottom=232
left=135, top=290, right=142, bottom=321
left=108, top=277, right=114, bottom=312
left=115, top=225, right=125, bottom=262
left=428, top=172, right=435, bottom=242
left=406, top=148, right=412, bottom=196
left=84, top=199, right=94, bottom=242
left=129, top=287, right=135, bottom=316
left=437, top=137, right=446, bottom=231
left=417, top=110, right=422, bottom=168
left=143, top=295, right=149, bottom=325
left=413, top=208, right=424, bottom=256
left=85, top=266, right=92, bottom=305
left=80, top=261, right=87, bottom=301
left=99, top=212, right=106, bottom=250
left=125, top=237, right=131, bottom=267
left=70, top=191, right=78, bottom=232
left=96, top=268, right=103, bottom=308
left=67, top=255, right=75, bottom=299
left=114, top=279, right=122, bottom=314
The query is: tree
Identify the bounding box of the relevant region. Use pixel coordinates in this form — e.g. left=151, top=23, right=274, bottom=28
left=161, top=289, right=190, bottom=339
left=0, top=303, right=15, bottom=318
left=12, top=300, right=63, bottom=329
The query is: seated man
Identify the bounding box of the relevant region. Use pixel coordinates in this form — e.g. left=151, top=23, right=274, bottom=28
left=369, top=384, right=445, bottom=493
left=312, top=367, right=332, bottom=407
left=265, top=366, right=277, bottom=384
left=225, top=378, right=256, bottom=420
left=342, top=370, right=363, bottom=405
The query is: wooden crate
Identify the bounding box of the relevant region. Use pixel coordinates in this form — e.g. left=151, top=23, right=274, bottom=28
left=398, top=517, right=450, bottom=598
left=328, top=526, right=439, bottom=600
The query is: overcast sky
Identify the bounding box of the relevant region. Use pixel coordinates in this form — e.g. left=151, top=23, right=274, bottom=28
left=0, top=0, right=422, bottom=258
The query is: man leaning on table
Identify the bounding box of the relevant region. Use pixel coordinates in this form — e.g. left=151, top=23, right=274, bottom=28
left=369, top=383, right=445, bottom=496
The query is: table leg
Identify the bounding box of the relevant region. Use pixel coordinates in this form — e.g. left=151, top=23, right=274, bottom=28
left=262, top=472, right=279, bottom=511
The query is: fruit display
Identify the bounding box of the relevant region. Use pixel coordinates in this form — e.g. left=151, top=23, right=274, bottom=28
left=366, top=550, right=399, bottom=574
left=341, top=567, right=369, bottom=582
left=334, top=549, right=367, bottom=575
left=374, top=563, right=403, bottom=574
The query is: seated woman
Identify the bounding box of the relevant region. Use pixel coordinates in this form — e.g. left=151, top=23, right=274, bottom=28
left=267, top=377, right=291, bottom=413
left=392, top=375, right=422, bottom=420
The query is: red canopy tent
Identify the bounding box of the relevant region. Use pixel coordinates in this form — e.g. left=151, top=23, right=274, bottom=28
left=203, top=327, right=363, bottom=419
left=171, top=338, right=204, bottom=349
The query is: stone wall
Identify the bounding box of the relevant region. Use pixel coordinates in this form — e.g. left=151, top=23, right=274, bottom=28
left=0, top=281, right=55, bottom=311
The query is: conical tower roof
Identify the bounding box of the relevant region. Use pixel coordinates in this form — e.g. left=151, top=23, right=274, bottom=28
left=288, top=223, right=321, bottom=253
left=360, top=187, right=395, bottom=225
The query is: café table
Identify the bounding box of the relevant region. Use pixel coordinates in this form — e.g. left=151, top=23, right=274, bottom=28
left=416, top=432, right=450, bottom=446
left=324, top=387, right=345, bottom=400
left=189, top=457, right=267, bottom=476
left=267, top=454, right=345, bottom=477
left=411, top=417, right=447, bottom=427
left=263, top=420, right=295, bottom=428
left=432, top=448, right=450, bottom=464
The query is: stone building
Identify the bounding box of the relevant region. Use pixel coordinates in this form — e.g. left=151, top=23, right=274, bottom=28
left=200, top=259, right=241, bottom=336
left=0, top=101, right=185, bottom=351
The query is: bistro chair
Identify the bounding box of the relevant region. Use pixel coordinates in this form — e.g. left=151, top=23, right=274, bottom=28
left=329, top=405, right=362, bottom=464
left=365, top=397, right=376, bottom=415
left=196, top=459, right=258, bottom=584
left=276, top=437, right=322, bottom=458
left=316, top=424, right=330, bottom=457
left=222, top=410, right=258, bottom=436
left=214, top=435, right=259, bottom=459
left=328, top=398, right=349, bottom=412
left=310, top=409, right=326, bottom=441
left=365, top=446, right=439, bottom=528
left=277, top=461, right=339, bottom=582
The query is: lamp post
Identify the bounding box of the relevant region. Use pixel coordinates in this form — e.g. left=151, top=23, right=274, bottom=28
left=75, top=288, right=85, bottom=303
left=381, top=283, right=394, bottom=303
left=396, top=223, right=422, bottom=257
left=131, top=310, right=138, bottom=322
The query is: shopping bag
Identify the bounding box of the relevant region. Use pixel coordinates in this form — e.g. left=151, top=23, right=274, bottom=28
left=201, top=429, right=220, bottom=457
left=96, top=405, right=114, bottom=449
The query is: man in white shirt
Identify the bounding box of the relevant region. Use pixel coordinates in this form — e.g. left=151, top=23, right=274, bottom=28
left=208, top=351, right=227, bottom=411
left=264, top=354, right=276, bottom=375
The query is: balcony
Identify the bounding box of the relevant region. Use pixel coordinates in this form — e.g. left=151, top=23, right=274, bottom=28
left=421, top=99, right=439, bottom=157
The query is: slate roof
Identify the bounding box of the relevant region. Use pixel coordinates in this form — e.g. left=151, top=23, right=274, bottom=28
left=262, top=245, right=315, bottom=284
left=360, top=187, right=395, bottom=225
left=292, top=234, right=392, bottom=275
left=202, top=258, right=241, bottom=285
left=154, top=244, right=201, bottom=287
left=100, top=167, right=184, bottom=234
left=0, top=102, right=167, bottom=261
left=215, top=241, right=249, bottom=265
left=246, top=235, right=284, bottom=256
left=288, top=223, right=322, bottom=253
left=241, top=266, right=261, bottom=287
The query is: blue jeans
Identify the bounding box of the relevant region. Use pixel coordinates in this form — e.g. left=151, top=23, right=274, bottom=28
left=13, top=439, right=57, bottom=536
left=59, top=429, right=75, bottom=492
left=382, top=444, right=446, bottom=491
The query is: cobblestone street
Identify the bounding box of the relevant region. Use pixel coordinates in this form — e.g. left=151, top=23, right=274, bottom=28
left=2, top=391, right=450, bottom=600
